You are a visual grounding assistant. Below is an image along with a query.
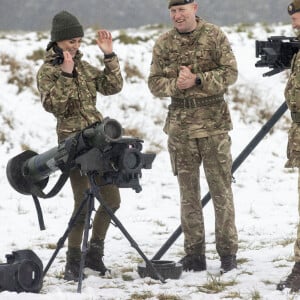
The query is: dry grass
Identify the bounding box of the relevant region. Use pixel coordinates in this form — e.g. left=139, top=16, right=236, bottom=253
left=124, top=61, right=144, bottom=81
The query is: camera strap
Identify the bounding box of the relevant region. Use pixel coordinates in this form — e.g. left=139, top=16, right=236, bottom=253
left=30, top=133, right=80, bottom=230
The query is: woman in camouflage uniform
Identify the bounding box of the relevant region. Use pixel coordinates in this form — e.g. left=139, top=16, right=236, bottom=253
left=37, top=10, right=123, bottom=281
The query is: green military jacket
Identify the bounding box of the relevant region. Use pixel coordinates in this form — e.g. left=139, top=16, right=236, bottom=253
left=148, top=17, right=237, bottom=138
left=37, top=49, right=123, bottom=142
left=285, top=43, right=300, bottom=167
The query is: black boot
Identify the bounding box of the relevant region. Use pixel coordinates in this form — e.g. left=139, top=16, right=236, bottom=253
left=220, top=255, right=237, bottom=273
left=85, top=238, right=108, bottom=275
left=64, top=247, right=86, bottom=282
left=179, top=254, right=206, bottom=271
left=277, top=262, right=300, bottom=291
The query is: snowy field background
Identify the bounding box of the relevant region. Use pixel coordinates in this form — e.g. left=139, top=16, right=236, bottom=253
left=0, top=22, right=299, bottom=299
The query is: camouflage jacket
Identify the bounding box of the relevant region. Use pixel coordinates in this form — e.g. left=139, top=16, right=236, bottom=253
left=37, top=48, right=123, bottom=142
left=285, top=46, right=300, bottom=113
left=285, top=46, right=300, bottom=167
left=148, top=17, right=237, bottom=138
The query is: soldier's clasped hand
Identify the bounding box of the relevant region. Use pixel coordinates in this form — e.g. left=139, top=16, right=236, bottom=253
left=177, top=65, right=197, bottom=90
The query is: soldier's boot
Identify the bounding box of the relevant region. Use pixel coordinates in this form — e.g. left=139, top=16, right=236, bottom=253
left=64, top=247, right=86, bottom=282
left=220, top=255, right=237, bottom=273
left=277, top=262, right=300, bottom=291
left=179, top=254, right=207, bottom=271
left=85, top=238, right=108, bottom=276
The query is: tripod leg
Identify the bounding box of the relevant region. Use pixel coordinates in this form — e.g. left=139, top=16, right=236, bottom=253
left=43, top=193, right=90, bottom=278
left=88, top=174, right=166, bottom=283
left=77, top=190, right=94, bottom=293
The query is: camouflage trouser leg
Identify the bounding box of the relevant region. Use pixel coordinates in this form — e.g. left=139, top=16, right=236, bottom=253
left=168, top=133, right=205, bottom=255
left=92, top=176, right=121, bottom=241
left=68, top=168, right=121, bottom=249
left=294, top=168, right=300, bottom=262
left=200, top=134, right=238, bottom=257
left=168, top=132, right=238, bottom=256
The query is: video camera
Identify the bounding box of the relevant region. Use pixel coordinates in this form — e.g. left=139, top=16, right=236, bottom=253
left=6, top=118, right=155, bottom=196
left=255, top=36, right=300, bottom=76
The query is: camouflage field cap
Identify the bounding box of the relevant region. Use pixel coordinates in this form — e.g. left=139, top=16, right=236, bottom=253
left=288, top=0, right=300, bottom=15
left=168, top=0, right=194, bottom=9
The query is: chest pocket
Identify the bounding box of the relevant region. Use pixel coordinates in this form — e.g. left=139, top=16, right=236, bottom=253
left=85, top=79, right=97, bottom=103
left=76, top=82, right=97, bottom=115
left=77, top=63, right=97, bottom=104
left=161, top=45, right=218, bottom=77
left=161, top=50, right=181, bottom=78
left=194, top=48, right=218, bottom=72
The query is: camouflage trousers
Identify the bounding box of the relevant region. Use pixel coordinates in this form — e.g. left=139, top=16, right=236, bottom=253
left=67, top=168, right=121, bottom=249
left=168, top=132, right=238, bottom=257
left=295, top=168, right=300, bottom=262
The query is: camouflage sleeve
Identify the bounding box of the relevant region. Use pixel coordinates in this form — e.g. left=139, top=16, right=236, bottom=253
left=36, top=64, right=74, bottom=117
left=197, top=28, right=238, bottom=94
left=148, top=37, right=180, bottom=98
left=86, top=55, right=123, bottom=96
left=285, top=52, right=300, bottom=112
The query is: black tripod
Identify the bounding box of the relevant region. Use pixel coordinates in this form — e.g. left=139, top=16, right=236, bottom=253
left=42, top=171, right=165, bottom=293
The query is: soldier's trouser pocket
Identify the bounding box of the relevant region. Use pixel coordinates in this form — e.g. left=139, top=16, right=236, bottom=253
left=286, top=124, right=300, bottom=168
left=163, top=112, right=170, bottom=135
left=168, top=148, right=177, bottom=175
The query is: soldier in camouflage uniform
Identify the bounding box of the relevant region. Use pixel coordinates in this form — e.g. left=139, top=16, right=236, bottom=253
left=36, top=11, right=123, bottom=281
left=148, top=0, right=238, bottom=273
left=277, top=0, right=300, bottom=292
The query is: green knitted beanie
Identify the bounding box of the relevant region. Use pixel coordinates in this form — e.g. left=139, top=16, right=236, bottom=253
left=51, top=10, right=84, bottom=42
left=288, top=0, right=300, bottom=15
left=168, top=0, right=194, bottom=9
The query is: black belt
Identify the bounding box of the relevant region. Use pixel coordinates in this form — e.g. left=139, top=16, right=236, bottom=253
left=171, top=95, right=224, bottom=109
left=291, top=112, right=300, bottom=123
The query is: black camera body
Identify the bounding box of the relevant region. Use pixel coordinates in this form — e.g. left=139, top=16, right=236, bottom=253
left=0, top=250, right=43, bottom=293
left=255, top=36, right=300, bottom=76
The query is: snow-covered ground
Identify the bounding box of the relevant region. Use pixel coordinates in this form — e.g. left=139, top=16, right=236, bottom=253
left=0, top=22, right=299, bottom=299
